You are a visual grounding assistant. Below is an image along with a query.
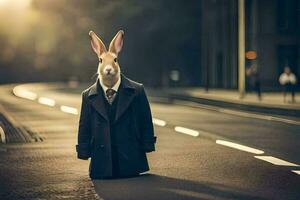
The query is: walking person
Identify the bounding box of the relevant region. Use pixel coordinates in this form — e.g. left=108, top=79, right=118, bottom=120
left=279, top=66, right=297, bottom=103
left=246, top=64, right=262, bottom=100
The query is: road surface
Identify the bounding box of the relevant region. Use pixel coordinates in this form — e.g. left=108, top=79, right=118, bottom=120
left=0, top=83, right=300, bottom=200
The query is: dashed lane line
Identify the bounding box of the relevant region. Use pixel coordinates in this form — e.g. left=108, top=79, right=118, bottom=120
left=60, top=106, right=78, bottom=115
left=292, top=170, right=300, bottom=175
left=174, top=126, right=199, bottom=137
left=13, top=86, right=37, bottom=100
left=38, top=97, right=56, bottom=107
left=152, top=118, right=167, bottom=127
left=216, top=141, right=300, bottom=175
left=13, top=86, right=170, bottom=127
left=216, top=140, right=264, bottom=154
left=11, top=84, right=300, bottom=176
left=13, top=85, right=300, bottom=126
left=254, top=156, right=299, bottom=167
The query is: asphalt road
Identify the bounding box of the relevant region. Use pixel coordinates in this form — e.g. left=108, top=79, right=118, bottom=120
left=0, top=83, right=300, bottom=200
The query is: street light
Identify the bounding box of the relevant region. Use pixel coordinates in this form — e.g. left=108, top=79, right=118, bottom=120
left=238, top=0, right=246, bottom=98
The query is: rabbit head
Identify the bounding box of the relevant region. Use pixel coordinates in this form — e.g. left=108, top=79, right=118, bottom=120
left=89, top=30, right=124, bottom=88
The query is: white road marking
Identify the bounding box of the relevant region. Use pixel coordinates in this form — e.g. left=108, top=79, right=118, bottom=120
left=292, top=170, right=300, bottom=175
left=174, top=126, right=199, bottom=137
left=220, top=109, right=272, bottom=120
left=219, top=109, right=300, bottom=126
left=13, top=87, right=37, bottom=100
left=216, top=140, right=264, bottom=154
left=177, top=100, right=300, bottom=126
left=269, top=117, right=300, bottom=126
left=0, top=126, right=6, bottom=143
left=254, top=156, right=299, bottom=166
left=60, top=106, right=78, bottom=115
left=38, top=97, right=56, bottom=107
left=152, top=118, right=167, bottom=127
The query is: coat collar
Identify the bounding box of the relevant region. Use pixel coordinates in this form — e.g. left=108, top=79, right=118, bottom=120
left=98, top=75, right=121, bottom=95
left=88, top=74, right=136, bottom=122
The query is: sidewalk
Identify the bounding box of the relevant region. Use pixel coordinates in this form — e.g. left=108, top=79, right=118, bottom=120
left=147, top=87, right=300, bottom=118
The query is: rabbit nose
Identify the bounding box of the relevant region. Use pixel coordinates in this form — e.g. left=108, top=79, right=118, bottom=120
left=105, top=68, right=112, bottom=74
left=104, top=65, right=113, bottom=74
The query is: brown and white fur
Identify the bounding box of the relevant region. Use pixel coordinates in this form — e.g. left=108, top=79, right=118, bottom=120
left=89, top=30, right=124, bottom=88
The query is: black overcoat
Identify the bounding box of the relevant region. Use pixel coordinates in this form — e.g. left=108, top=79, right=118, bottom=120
left=76, top=74, right=156, bottom=179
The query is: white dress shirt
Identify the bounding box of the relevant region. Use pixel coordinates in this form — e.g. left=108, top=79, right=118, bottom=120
left=99, top=77, right=121, bottom=102
left=279, top=73, right=297, bottom=85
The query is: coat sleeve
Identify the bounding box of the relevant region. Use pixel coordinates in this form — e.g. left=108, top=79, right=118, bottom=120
left=76, top=91, right=92, bottom=159
left=137, top=85, right=157, bottom=152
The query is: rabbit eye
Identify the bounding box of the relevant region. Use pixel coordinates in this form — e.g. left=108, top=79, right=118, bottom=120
left=114, top=58, right=117, bottom=63
left=99, top=58, right=102, bottom=63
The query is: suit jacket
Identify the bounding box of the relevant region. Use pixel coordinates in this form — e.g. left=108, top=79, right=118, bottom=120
left=76, top=74, right=156, bottom=178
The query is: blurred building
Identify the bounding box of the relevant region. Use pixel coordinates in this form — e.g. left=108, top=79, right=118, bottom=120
left=198, top=0, right=300, bottom=90
left=245, top=0, right=300, bottom=90
left=199, top=0, right=238, bottom=89
left=0, top=0, right=299, bottom=91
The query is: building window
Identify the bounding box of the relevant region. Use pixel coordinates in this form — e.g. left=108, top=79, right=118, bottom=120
left=277, top=0, right=300, bottom=34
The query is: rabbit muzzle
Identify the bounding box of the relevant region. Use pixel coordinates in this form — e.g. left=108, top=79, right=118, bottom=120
left=103, top=65, right=116, bottom=76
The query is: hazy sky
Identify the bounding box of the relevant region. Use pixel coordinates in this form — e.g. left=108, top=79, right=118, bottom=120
left=0, top=0, right=201, bottom=85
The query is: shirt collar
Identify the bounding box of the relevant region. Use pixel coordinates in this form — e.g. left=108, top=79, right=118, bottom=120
left=99, top=76, right=121, bottom=94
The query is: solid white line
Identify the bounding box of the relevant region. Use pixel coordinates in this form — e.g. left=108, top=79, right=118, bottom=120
left=13, top=87, right=37, bottom=100
left=216, top=140, right=264, bottom=154
left=60, top=106, right=78, bottom=115
left=0, top=126, right=6, bottom=143
left=254, top=156, right=299, bottom=167
left=152, top=118, right=166, bottom=127
left=220, top=109, right=272, bottom=121
left=269, top=117, right=300, bottom=126
left=38, top=97, right=56, bottom=107
left=220, top=109, right=300, bottom=126
left=174, top=126, right=199, bottom=137
left=292, top=170, right=300, bottom=175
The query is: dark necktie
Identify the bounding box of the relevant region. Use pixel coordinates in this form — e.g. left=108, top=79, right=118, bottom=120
left=106, top=89, right=116, bottom=104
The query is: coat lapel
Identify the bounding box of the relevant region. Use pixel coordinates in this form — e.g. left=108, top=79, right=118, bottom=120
left=88, top=75, right=137, bottom=122
left=115, top=75, right=136, bottom=122
left=88, top=80, right=109, bottom=121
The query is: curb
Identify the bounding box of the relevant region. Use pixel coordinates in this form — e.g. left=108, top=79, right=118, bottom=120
left=0, top=104, right=43, bottom=143
left=167, top=93, right=300, bottom=118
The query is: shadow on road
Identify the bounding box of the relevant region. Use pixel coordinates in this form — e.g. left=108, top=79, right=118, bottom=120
left=93, top=173, right=267, bottom=200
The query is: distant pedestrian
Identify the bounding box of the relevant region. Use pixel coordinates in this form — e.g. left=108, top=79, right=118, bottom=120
left=279, top=66, right=297, bottom=103
left=246, top=64, right=262, bottom=100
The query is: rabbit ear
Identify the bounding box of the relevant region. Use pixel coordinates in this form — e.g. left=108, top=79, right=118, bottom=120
left=109, top=30, right=124, bottom=54
left=89, top=31, right=107, bottom=56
